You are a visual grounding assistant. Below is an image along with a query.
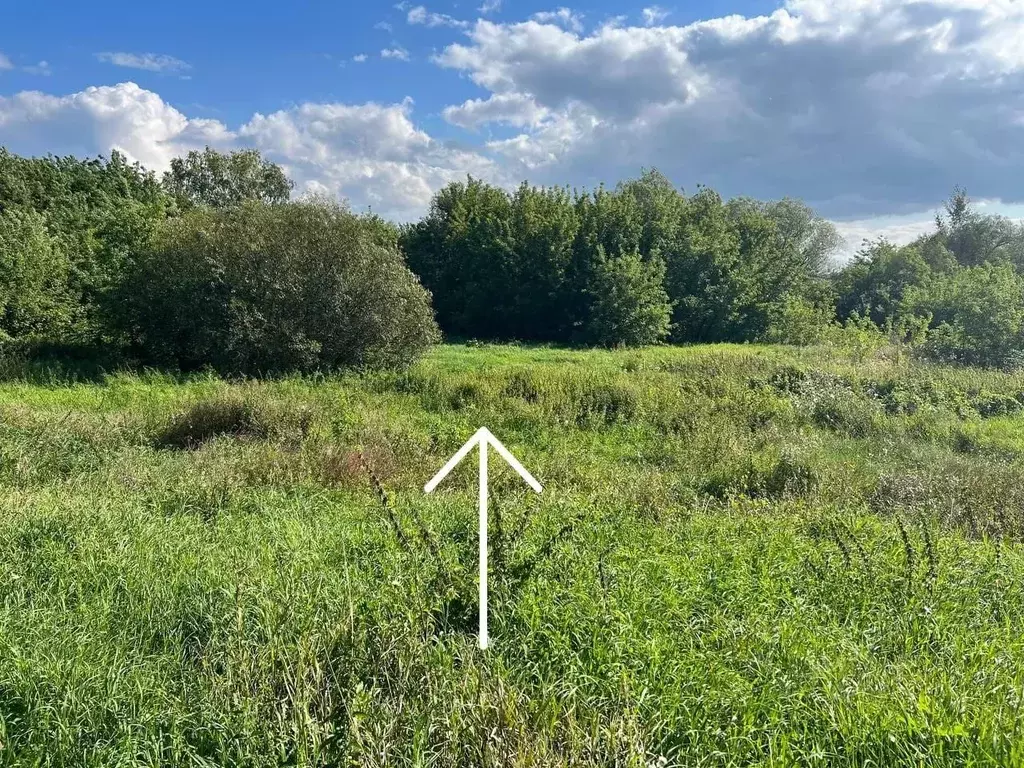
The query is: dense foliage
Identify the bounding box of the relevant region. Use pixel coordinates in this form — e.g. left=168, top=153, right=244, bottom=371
left=117, top=201, right=439, bottom=374
left=0, top=148, right=170, bottom=343
left=162, top=147, right=294, bottom=210
left=0, top=148, right=437, bottom=373
left=835, top=189, right=1024, bottom=366
left=3, top=144, right=1024, bottom=367
left=401, top=172, right=835, bottom=347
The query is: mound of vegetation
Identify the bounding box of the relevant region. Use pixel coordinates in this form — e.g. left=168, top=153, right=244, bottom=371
left=117, top=200, right=439, bottom=375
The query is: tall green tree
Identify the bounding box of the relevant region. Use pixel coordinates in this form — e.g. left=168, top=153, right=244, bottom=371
left=728, top=197, right=842, bottom=276
left=508, top=183, right=578, bottom=339
left=162, top=148, right=293, bottom=209
left=0, top=208, right=72, bottom=340
left=401, top=177, right=516, bottom=340
left=0, top=149, right=170, bottom=343
left=583, top=247, right=672, bottom=347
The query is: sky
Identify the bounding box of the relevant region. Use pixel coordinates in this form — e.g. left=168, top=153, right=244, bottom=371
left=3, top=0, right=1024, bottom=258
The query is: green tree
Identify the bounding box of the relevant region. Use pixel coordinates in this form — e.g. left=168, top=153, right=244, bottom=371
left=935, top=187, right=1022, bottom=268
left=0, top=208, right=73, bottom=340
left=583, top=247, right=672, bottom=347
left=660, top=187, right=740, bottom=342
left=834, top=239, right=935, bottom=326
left=665, top=189, right=810, bottom=342
left=162, top=148, right=293, bottom=209
left=0, top=149, right=170, bottom=344
left=728, top=196, right=842, bottom=276
left=508, top=183, right=578, bottom=339
left=402, top=178, right=518, bottom=340
left=902, top=262, right=1024, bottom=367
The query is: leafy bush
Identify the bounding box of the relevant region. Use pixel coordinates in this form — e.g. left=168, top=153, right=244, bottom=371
left=155, top=396, right=268, bottom=449
left=582, top=248, right=672, bottom=347
left=762, top=295, right=838, bottom=345
left=0, top=149, right=170, bottom=344
left=0, top=208, right=73, bottom=340
left=119, top=200, right=440, bottom=374
left=903, top=263, right=1024, bottom=368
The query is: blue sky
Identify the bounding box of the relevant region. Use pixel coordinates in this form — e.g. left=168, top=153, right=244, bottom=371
left=3, top=0, right=1024, bottom=255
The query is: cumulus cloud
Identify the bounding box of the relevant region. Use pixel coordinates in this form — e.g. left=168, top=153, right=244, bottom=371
left=0, top=82, right=230, bottom=170
left=353, top=54, right=368, bottom=63
left=443, top=93, right=549, bottom=129
left=96, top=52, right=191, bottom=73
left=240, top=99, right=502, bottom=218
left=0, top=82, right=501, bottom=221
left=479, top=0, right=501, bottom=14
left=0, top=53, right=12, bottom=71
left=530, top=8, right=584, bottom=33
left=407, top=5, right=468, bottom=28
left=435, top=0, right=1024, bottom=218
left=641, top=6, right=668, bottom=26
left=381, top=47, right=411, bottom=61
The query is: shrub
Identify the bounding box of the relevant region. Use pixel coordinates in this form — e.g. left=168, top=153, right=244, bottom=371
left=0, top=208, right=74, bottom=341
left=703, top=451, right=818, bottom=499
left=902, top=263, right=1024, bottom=368
left=762, top=295, right=838, bottom=345
left=582, top=248, right=672, bottom=347
left=154, top=393, right=316, bottom=449
left=119, top=200, right=440, bottom=374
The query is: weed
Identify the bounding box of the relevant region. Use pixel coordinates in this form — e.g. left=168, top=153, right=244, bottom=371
left=0, top=343, right=1020, bottom=765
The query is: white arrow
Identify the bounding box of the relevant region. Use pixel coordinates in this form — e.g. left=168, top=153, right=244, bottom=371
left=424, top=427, right=542, bottom=649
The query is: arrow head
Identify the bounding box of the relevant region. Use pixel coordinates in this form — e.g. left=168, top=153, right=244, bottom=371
left=424, top=427, right=542, bottom=494
left=478, top=428, right=543, bottom=493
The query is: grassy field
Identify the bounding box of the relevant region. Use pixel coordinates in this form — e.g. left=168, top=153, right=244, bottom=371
left=0, top=343, right=1023, bottom=766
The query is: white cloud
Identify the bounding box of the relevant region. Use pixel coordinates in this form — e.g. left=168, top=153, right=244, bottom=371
left=96, top=52, right=191, bottom=73
left=443, top=93, right=549, bottom=129
left=374, top=21, right=394, bottom=32
left=531, top=8, right=584, bottom=33
left=353, top=54, right=368, bottom=63
left=407, top=5, right=468, bottom=28
left=0, top=53, right=12, bottom=71
left=641, top=6, right=669, bottom=26
left=434, top=0, right=1024, bottom=218
left=240, top=99, right=503, bottom=218
left=833, top=213, right=938, bottom=260
left=381, top=47, right=411, bottom=61
left=479, top=0, right=501, bottom=14
left=0, top=82, right=231, bottom=171
left=0, top=82, right=502, bottom=222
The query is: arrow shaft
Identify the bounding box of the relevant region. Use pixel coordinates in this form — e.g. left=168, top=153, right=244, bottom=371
left=479, top=440, right=488, bottom=650
left=423, top=426, right=542, bottom=652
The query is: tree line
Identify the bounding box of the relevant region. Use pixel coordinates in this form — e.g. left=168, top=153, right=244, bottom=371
left=2, top=145, right=1023, bottom=373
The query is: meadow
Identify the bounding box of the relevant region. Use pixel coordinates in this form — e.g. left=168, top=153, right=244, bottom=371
left=0, top=343, right=1022, bottom=766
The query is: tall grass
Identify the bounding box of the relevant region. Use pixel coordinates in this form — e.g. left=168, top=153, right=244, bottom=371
left=0, top=343, right=1022, bottom=765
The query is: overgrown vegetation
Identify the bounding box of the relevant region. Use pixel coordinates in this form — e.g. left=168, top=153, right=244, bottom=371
left=117, top=200, right=438, bottom=374
left=0, top=147, right=438, bottom=374
left=6, top=146, right=1024, bottom=369
left=0, top=343, right=1022, bottom=765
